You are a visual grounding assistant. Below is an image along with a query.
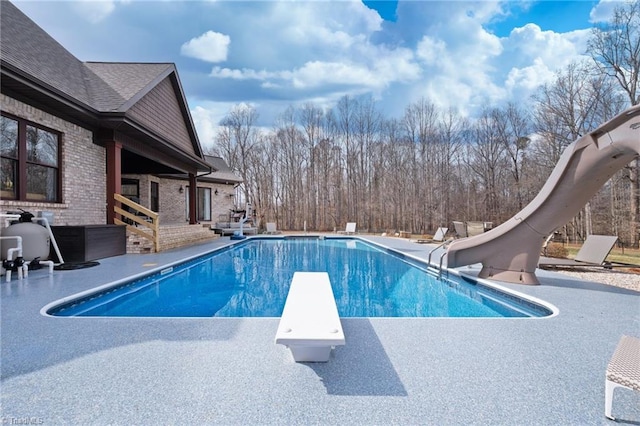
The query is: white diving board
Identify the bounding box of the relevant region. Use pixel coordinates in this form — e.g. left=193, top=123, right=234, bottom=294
left=275, top=272, right=345, bottom=362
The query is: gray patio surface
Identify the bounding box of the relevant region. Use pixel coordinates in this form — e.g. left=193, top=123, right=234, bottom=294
left=1, top=235, right=638, bottom=425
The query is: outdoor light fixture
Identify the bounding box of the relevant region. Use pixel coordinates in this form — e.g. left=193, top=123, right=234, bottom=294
left=215, top=189, right=219, bottom=195
left=179, top=185, right=184, bottom=194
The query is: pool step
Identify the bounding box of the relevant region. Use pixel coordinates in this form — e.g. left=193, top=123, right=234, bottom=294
left=126, top=224, right=219, bottom=254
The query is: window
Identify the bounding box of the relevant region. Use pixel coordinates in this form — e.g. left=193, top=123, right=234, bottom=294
left=121, top=178, right=139, bottom=200
left=150, top=181, right=159, bottom=212
left=1, top=114, right=60, bottom=202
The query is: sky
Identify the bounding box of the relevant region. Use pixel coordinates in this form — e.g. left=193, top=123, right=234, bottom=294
left=12, top=0, right=623, bottom=148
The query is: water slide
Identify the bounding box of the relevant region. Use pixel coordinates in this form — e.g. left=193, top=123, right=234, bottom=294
left=446, top=104, right=640, bottom=284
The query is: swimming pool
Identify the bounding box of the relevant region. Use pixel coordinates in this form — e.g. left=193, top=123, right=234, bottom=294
left=47, top=237, right=552, bottom=318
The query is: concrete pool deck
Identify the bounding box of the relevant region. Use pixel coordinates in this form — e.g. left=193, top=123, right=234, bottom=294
left=1, top=235, right=639, bottom=425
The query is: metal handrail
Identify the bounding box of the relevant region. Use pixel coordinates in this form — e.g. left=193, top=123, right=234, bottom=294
left=427, top=238, right=454, bottom=267
left=439, top=250, right=449, bottom=280
left=424, top=237, right=454, bottom=280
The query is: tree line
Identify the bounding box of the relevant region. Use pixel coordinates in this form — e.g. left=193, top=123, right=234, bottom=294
left=209, top=1, right=640, bottom=247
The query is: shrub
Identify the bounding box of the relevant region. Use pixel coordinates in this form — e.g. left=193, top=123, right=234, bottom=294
left=545, top=242, right=568, bottom=258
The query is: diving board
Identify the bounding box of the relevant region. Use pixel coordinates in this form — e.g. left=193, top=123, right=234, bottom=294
left=275, top=272, right=345, bottom=362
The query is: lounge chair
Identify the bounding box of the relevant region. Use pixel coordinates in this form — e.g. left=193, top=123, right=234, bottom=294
left=416, top=227, right=448, bottom=244
left=466, top=221, right=485, bottom=237
left=538, top=235, right=619, bottom=269
left=338, top=222, right=357, bottom=235
left=453, top=221, right=467, bottom=238
left=265, top=222, right=280, bottom=234
left=453, top=221, right=487, bottom=238
left=605, top=335, right=640, bottom=420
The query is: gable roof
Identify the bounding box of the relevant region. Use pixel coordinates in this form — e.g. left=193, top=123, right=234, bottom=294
left=1, top=1, right=209, bottom=173
left=84, top=62, right=175, bottom=111
left=202, top=155, right=243, bottom=184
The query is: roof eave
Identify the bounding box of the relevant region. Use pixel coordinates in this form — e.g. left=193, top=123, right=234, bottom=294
left=99, top=114, right=211, bottom=172
left=1, top=63, right=101, bottom=127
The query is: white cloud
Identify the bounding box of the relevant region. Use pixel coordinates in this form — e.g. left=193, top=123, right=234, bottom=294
left=496, top=23, right=592, bottom=104
left=211, top=52, right=420, bottom=94
left=292, top=61, right=377, bottom=88
left=183, top=1, right=597, bottom=121
left=181, top=31, right=230, bottom=63
left=210, top=67, right=279, bottom=80
left=191, top=103, right=235, bottom=149
left=416, top=37, right=447, bottom=66
left=505, top=57, right=556, bottom=93
left=505, top=24, right=585, bottom=64
left=27, top=0, right=597, bottom=125
left=590, top=0, right=619, bottom=23
left=404, top=3, right=505, bottom=112
left=71, top=0, right=116, bottom=24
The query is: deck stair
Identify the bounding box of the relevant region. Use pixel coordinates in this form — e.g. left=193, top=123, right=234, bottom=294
left=126, top=224, right=219, bottom=254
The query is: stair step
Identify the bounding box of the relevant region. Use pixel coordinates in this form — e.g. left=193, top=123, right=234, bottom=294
left=126, top=224, right=219, bottom=253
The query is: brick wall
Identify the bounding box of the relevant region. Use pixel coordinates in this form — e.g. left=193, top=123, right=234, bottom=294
left=1, top=94, right=106, bottom=225
left=118, top=175, right=236, bottom=225
left=210, top=183, right=237, bottom=223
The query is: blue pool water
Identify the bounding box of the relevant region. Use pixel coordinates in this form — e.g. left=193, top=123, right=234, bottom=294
left=48, top=238, right=551, bottom=318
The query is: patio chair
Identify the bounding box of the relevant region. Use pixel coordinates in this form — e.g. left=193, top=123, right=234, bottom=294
left=605, top=335, right=640, bottom=420
left=538, top=235, right=619, bottom=269
left=265, top=222, right=280, bottom=234
left=338, top=222, right=357, bottom=235
left=416, top=227, right=448, bottom=244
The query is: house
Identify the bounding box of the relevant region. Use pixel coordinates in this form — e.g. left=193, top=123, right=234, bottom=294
left=0, top=1, right=241, bottom=252
left=145, top=155, right=244, bottom=224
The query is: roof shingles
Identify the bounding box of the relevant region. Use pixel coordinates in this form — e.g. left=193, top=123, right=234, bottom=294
left=2, top=2, right=182, bottom=114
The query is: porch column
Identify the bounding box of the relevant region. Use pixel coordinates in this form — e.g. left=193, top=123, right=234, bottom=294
left=189, top=173, right=197, bottom=224
left=106, top=141, right=122, bottom=224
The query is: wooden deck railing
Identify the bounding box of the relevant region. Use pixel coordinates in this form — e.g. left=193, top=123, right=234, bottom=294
left=113, top=193, right=160, bottom=252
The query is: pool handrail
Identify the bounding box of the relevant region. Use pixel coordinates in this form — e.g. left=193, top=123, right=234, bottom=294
left=427, top=237, right=454, bottom=268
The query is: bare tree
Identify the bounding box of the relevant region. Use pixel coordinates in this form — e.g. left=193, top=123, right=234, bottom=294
left=381, top=118, right=413, bottom=232
left=352, top=95, right=382, bottom=231
left=466, top=108, right=509, bottom=222
left=532, top=61, right=631, bottom=242
left=297, top=103, right=325, bottom=230
left=435, top=108, right=466, bottom=227
left=588, top=0, right=640, bottom=105
left=215, top=104, right=259, bottom=207
left=402, top=98, right=439, bottom=231
left=273, top=106, right=308, bottom=229
left=498, top=103, right=532, bottom=211
left=335, top=95, right=355, bottom=223
left=588, top=0, right=640, bottom=246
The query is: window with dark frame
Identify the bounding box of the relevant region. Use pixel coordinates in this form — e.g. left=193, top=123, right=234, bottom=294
left=1, top=113, right=60, bottom=202
left=121, top=178, right=139, bottom=200
left=150, top=181, right=159, bottom=212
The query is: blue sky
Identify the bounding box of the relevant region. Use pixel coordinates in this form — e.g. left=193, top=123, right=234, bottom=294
left=12, top=0, right=621, bottom=147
